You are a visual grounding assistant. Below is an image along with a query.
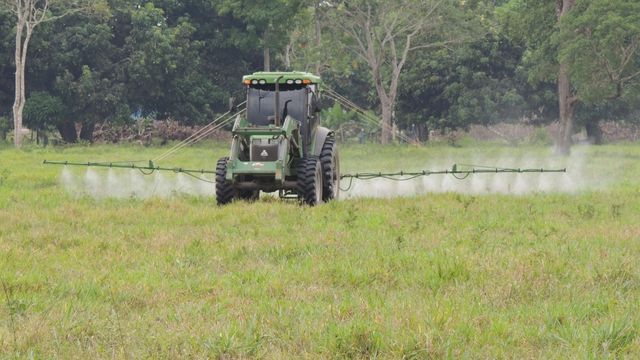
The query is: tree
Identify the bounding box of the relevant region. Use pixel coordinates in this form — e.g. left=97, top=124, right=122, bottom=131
left=24, top=3, right=128, bottom=143
left=23, top=90, right=63, bottom=144
left=0, top=0, right=92, bottom=148
left=397, top=32, right=541, bottom=140
left=125, top=1, right=255, bottom=125
left=1, top=0, right=268, bottom=143
left=500, top=0, right=640, bottom=154
left=325, top=0, right=472, bottom=144
left=54, top=66, right=129, bottom=142
left=0, top=8, right=14, bottom=117
left=125, top=3, right=210, bottom=124
left=216, top=0, right=305, bottom=71
left=559, top=0, right=640, bottom=145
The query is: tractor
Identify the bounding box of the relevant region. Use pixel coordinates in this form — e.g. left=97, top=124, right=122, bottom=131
left=215, top=71, right=339, bottom=206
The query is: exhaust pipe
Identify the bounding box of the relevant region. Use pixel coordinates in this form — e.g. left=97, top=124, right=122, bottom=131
left=274, top=75, right=284, bottom=126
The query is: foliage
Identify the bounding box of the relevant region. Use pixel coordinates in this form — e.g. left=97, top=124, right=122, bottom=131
left=497, top=0, right=558, bottom=84
left=316, top=0, right=476, bottom=143
left=321, top=103, right=360, bottom=130
left=216, top=0, right=305, bottom=59
left=125, top=2, right=210, bottom=123
left=0, top=115, right=10, bottom=141
left=23, top=91, right=65, bottom=131
left=498, top=0, right=640, bottom=130
left=397, top=33, right=535, bottom=132
left=0, top=0, right=639, bottom=144
left=0, top=7, right=13, bottom=116
left=558, top=0, right=640, bottom=103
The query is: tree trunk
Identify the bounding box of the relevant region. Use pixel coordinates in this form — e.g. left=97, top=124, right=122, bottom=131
left=284, top=43, right=291, bottom=70
left=79, top=121, right=95, bottom=142
left=555, top=0, right=576, bottom=156
left=57, top=121, right=78, bottom=143
left=12, top=109, right=23, bottom=147
left=380, top=102, right=392, bottom=144
left=262, top=25, right=271, bottom=72
left=12, top=22, right=25, bottom=148
left=12, top=17, right=34, bottom=149
left=314, top=2, right=322, bottom=75
left=417, top=123, right=429, bottom=142
left=556, top=63, right=575, bottom=155
left=263, top=47, right=270, bottom=71
left=585, top=119, right=603, bottom=145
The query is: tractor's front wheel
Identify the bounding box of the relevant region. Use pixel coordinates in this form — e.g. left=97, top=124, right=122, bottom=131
left=297, top=156, right=323, bottom=206
left=215, top=157, right=236, bottom=205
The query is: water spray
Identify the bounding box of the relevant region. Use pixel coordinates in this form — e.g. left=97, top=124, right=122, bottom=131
left=44, top=160, right=216, bottom=183
left=45, top=159, right=566, bottom=199
left=338, top=164, right=565, bottom=191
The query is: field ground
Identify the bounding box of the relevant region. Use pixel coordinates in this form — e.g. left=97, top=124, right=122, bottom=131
left=1, top=142, right=639, bottom=358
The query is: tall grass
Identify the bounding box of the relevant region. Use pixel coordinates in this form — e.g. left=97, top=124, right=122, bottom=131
left=0, top=142, right=639, bottom=358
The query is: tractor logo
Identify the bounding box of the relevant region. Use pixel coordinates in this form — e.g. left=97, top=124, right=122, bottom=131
left=261, top=150, right=268, bottom=157
left=252, top=162, right=264, bottom=167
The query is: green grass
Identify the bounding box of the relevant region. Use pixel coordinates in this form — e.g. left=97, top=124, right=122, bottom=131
left=1, top=142, right=639, bottom=358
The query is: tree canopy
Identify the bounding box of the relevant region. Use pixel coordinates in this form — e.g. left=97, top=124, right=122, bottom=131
left=0, top=0, right=638, bottom=149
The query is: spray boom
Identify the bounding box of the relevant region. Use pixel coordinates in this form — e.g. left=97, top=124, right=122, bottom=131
left=340, top=164, right=566, bottom=180
left=44, top=159, right=565, bottom=184
left=43, top=160, right=217, bottom=177
left=337, top=164, right=566, bottom=192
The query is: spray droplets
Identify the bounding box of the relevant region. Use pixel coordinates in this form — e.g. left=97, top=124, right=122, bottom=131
left=56, top=146, right=607, bottom=201
left=341, top=147, right=601, bottom=199
left=60, top=167, right=214, bottom=199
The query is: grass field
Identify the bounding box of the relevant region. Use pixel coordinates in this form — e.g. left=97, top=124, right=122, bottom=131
left=1, top=141, right=639, bottom=358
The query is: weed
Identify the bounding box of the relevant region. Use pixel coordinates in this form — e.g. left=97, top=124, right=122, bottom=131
left=424, top=256, right=470, bottom=293
left=595, top=320, right=637, bottom=356
left=344, top=204, right=358, bottom=227
left=610, top=203, right=622, bottom=218
left=330, top=323, right=382, bottom=358
left=0, top=168, right=9, bottom=186
left=454, top=194, right=476, bottom=211
left=578, top=203, right=596, bottom=219
left=2, top=280, right=18, bottom=350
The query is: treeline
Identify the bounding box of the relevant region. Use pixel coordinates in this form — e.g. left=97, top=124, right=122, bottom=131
left=0, top=0, right=639, bottom=150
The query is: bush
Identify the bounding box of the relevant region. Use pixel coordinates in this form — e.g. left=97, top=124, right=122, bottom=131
left=529, top=127, right=553, bottom=146
left=0, top=116, right=10, bottom=142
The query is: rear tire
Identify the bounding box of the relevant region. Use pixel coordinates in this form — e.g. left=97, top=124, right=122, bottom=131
left=320, top=135, right=340, bottom=201
left=297, top=156, right=323, bottom=206
left=216, top=157, right=236, bottom=205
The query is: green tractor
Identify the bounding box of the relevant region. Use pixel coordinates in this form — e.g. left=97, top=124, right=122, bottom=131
left=215, top=71, right=340, bottom=205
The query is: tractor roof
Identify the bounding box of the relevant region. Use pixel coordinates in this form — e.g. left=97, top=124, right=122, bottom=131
left=242, top=71, right=321, bottom=85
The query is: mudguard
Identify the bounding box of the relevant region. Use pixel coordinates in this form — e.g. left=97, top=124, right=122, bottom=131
left=312, top=126, right=332, bottom=156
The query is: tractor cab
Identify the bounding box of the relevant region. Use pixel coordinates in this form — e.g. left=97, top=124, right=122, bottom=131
left=243, top=72, right=322, bottom=154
